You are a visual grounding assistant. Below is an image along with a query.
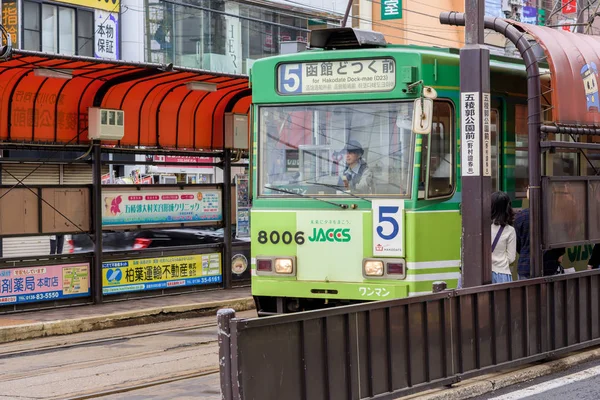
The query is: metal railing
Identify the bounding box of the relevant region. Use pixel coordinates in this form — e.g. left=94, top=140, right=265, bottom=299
left=219, top=270, right=600, bottom=399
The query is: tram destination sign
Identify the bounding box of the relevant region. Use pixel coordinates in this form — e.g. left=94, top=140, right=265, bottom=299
left=277, top=58, right=396, bottom=95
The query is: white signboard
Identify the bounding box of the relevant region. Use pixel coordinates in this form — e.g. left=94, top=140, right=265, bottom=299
left=95, top=11, right=118, bottom=60
left=461, top=92, right=480, bottom=177
left=482, top=93, right=491, bottom=177
left=102, top=189, right=221, bottom=226
left=372, top=199, right=404, bottom=257
left=277, top=58, right=396, bottom=95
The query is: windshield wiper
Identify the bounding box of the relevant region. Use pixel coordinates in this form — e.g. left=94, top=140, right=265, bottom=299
left=307, top=181, right=372, bottom=203
left=264, top=185, right=348, bottom=209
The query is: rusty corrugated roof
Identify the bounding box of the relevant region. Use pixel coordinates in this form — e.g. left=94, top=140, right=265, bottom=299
left=512, top=22, right=600, bottom=126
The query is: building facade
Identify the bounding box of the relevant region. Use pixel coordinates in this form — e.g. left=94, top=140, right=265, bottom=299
left=1, top=0, right=343, bottom=70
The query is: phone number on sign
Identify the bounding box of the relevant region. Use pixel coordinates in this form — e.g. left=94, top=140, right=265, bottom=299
left=20, top=292, right=60, bottom=301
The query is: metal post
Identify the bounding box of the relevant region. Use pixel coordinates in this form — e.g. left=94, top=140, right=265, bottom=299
left=223, top=149, right=233, bottom=289
left=439, top=13, right=543, bottom=278
left=342, top=0, right=353, bottom=27
left=433, top=281, right=447, bottom=293
left=218, top=308, right=236, bottom=400
left=460, top=0, right=492, bottom=287
left=92, top=141, right=104, bottom=304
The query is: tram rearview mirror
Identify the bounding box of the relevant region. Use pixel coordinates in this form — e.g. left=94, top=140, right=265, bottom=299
left=412, top=98, right=433, bottom=135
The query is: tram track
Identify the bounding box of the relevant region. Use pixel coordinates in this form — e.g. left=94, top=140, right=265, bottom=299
left=59, top=367, right=220, bottom=400
left=0, top=311, right=253, bottom=398
left=0, top=320, right=218, bottom=359
left=0, top=324, right=219, bottom=384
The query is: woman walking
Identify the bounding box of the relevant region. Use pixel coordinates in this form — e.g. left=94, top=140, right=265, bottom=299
left=491, top=191, right=516, bottom=283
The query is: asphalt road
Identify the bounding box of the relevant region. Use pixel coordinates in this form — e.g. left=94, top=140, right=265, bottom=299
left=474, top=357, right=600, bottom=400
left=0, top=309, right=256, bottom=399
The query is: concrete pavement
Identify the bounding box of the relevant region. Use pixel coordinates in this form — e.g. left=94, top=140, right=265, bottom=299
left=0, top=287, right=253, bottom=343
left=401, top=346, right=600, bottom=400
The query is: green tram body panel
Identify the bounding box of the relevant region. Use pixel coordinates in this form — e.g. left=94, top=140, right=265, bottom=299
left=249, top=44, right=530, bottom=310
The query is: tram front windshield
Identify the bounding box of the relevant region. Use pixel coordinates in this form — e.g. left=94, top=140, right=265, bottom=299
left=258, top=102, right=414, bottom=197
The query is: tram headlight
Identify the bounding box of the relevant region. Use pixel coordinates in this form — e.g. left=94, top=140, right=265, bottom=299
left=275, top=258, right=294, bottom=274
left=364, top=260, right=384, bottom=276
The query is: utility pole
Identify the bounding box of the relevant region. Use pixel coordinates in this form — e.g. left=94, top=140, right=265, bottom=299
left=460, top=0, right=492, bottom=287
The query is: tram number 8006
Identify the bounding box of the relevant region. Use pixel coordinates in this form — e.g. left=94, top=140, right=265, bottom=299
left=257, top=230, right=304, bottom=245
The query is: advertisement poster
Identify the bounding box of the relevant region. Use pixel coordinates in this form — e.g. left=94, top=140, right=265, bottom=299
left=1, top=0, right=18, bottom=47
left=94, top=11, right=119, bottom=60
left=522, top=6, right=538, bottom=25
left=0, top=263, right=90, bottom=305
left=102, top=254, right=222, bottom=294
left=102, top=189, right=221, bottom=226
left=235, top=174, right=250, bottom=238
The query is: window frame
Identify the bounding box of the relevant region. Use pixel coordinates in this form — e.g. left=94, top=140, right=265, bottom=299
left=423, top=99, right=456, bottom=200
left=256, top=100, right=417, bottom=199
left=21, top=0, right=95, bottom=57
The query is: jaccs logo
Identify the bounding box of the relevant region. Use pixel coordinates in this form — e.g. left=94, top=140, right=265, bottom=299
left=308, top=228, right=351, bottom=243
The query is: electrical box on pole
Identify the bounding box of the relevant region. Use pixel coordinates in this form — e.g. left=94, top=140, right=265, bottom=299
left=460, top=0, right=492, bottom=287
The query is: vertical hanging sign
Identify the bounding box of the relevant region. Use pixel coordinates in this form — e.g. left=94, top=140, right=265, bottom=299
left=1, top=0, right=18, bottom=47
left=562, top=0, right=577, bottom=14
left=95, top=11, right=119, bottom=60
left=482, top=93, right=491, bottom=176
left=461, top=92, right=480, bottom=176
left=235, top=174, right=250, bottom=238
left=381, top=0, right=402, bottom=20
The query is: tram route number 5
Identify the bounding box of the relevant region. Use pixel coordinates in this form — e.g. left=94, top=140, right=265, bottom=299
left=279, top=64, right=302, bottom=94
left=372, top=199, right=404, bottom=257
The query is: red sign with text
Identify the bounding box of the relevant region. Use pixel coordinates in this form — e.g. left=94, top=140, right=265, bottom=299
left=562, top=0, right=577, bottom=14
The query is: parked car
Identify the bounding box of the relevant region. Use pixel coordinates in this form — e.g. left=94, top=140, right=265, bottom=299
left=67, top=227, right=245, bottom=253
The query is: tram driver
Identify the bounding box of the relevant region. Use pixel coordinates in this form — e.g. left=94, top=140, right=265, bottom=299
left=338, top=140, right=374, bottom=194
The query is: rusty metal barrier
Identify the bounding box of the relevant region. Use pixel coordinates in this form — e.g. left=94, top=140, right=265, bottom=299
left=219, top=270, right=600, bottom=400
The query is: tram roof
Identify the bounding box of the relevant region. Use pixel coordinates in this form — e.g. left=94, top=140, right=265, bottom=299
left=0, top=50, right=250, bottom=150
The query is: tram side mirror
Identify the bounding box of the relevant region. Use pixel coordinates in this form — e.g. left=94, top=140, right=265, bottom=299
left=412, top=98, right=433, bottom=135
left=411, top=86, right=437, bottom=135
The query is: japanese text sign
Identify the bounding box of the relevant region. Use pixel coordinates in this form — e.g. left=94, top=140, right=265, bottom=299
left=0, top=263, right=90, bottom=305
left=278, top=58, right=396, bottom=95
left=59, top=0, right=119, bottom=12
left=562, top=0, right=576, bottom=14
left=1, top=0, right=18, bottom=47
left=102, top=254, right=222, bottom=295
left=95, top=11, right=119, bottom=60
left=482, top=93, right=491, bottom=177
left=381, top=0, right=402, bottom=20
left=461, top=92, right=481, bottom=177
left=522, top=6, right=538, bottom=25
left=102, top=189, right=222, bottom=226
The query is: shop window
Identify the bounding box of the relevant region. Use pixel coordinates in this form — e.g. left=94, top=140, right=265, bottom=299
left=23, top=1, right=40, bottom=51
left=42, top=4, right=58, bottom=53
left=22, top=1, right=94, bottom=57
left=59, top=7, right=76, bottom=55
left=77, top=11, right=94, bottom=57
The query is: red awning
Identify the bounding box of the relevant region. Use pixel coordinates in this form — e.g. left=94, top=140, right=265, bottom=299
left=0, top=50, right=250, bottom=150
left=512, top=22, right=600, bottom=126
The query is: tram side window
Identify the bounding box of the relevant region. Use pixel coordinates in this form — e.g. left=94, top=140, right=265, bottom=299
left=425, top=102, right=455, bottom=199
left=515, top=104, right=529, bottom=196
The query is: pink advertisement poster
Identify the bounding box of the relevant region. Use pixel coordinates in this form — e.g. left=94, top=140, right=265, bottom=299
left=0, top=263, right=90, bottom=305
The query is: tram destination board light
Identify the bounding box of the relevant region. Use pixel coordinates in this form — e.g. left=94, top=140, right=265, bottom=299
left=186, top=81, right=218, bottom=92
left=34, top=68, right=73, bottom=79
